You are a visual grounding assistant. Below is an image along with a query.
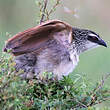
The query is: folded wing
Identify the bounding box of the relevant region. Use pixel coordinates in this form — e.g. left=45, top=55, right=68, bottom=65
left=4, top=20, right=73, bottom=56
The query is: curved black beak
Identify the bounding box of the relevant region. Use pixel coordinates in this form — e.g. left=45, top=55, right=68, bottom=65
left=98, top=39, right=107, bottom=47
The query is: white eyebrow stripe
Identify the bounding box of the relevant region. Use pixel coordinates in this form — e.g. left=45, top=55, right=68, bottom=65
left=89, top=33, right=97, bottom=37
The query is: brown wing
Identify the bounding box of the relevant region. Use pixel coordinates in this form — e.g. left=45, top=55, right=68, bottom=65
left=4, top=20, right=73, bottom=56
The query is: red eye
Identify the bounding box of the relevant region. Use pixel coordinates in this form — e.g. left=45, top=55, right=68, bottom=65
left=92, top=36, right=98, bottom=41
left=87, top=35, right=99, bottom=42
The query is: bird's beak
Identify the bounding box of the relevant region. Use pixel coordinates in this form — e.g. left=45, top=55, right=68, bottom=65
left=98, top=39, right=107, bottom=47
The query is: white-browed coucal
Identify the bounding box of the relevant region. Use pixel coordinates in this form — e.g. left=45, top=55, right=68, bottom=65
left=4, top=20, right=107, bottom=79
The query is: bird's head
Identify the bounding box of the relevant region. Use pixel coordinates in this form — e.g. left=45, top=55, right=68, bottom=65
left=72, top=28, right=107, bottom=54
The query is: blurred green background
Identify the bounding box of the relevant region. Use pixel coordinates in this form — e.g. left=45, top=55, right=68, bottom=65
left=0, top=0, right=110, bottom=108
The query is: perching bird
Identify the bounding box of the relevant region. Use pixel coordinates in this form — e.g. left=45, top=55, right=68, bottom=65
left=4, top=20, right=107, bottom=79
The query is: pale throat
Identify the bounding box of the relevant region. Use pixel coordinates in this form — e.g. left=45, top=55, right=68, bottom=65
left=67, top=42, right=79, bottom=67
left=69, top=50, right=79, bottom=67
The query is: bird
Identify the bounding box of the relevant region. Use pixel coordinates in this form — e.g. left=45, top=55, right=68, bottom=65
left=4, top=20, right=107, bottom=79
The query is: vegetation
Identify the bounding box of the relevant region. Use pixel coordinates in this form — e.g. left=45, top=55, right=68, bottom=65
left=0, top=53, right=110, bottom=109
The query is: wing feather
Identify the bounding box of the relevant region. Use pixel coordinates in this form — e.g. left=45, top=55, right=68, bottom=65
left=4, top=20, right=73, bottom=56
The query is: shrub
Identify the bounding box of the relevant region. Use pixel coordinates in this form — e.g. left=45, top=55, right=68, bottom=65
left=0, top=53, right=110, bottom=110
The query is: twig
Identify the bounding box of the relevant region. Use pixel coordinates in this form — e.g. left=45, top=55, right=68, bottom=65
left=48, top=0, right=60, bottom=16
left=96, top=73, right=110, bottom=91
left=87, top=73, right=110, bottom=107
left=38, top=0, right=61, bottom=23
left=92, top=97, right=110, bottom=106
left=40, top=0, right=48, bottom=24
left=75, top=99, right=88, bottom=108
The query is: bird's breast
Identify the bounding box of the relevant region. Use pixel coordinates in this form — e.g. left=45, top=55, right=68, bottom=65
left=53, top=51, right=79, bottom=79
left=66, top=51, right=79, bottom=74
